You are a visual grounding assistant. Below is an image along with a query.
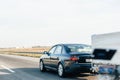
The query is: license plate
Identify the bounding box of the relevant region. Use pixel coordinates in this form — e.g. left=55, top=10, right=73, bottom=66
left=86, top=59, right=92, bottom=62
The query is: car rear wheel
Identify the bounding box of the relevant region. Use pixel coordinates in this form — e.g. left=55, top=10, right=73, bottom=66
left=39, top=61, right=46, bottom=72
left=58, top=63, right=65, bottom=77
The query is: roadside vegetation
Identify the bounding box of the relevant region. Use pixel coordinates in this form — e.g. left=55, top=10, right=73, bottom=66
left=0, top=46, right=51, bottom=58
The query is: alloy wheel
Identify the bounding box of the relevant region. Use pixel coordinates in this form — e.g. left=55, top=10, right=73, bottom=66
left=58, top=64, right=64, bottom=77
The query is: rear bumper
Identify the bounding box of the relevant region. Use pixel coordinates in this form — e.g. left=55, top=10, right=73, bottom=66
left=65, top=63, right=93, bottom=73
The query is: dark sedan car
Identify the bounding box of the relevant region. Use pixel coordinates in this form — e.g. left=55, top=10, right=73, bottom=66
left=39, top=44, right=94, bottom=77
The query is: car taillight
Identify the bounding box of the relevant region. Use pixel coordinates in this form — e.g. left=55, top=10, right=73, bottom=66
left=70, top=56, right=79, bottom=61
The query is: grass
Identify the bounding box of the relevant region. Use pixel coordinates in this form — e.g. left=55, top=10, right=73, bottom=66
left=11, top=53, right=43, bottom=58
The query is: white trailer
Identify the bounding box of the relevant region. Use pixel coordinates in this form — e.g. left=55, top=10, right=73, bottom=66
left=92, top=32, right=120, bottom=65
left=91, top=32, right=120, bottom=77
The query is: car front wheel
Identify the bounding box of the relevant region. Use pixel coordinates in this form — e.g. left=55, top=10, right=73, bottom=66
left=58, top=63, right=65, bottom=77
left=39, top=60, right=46, bottom=72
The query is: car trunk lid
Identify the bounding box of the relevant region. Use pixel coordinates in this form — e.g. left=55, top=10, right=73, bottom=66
left=70, top=52, right=94, bottom=63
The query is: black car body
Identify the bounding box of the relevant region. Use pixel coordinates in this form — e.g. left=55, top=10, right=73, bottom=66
left=39, top=44, right=94, bottom=77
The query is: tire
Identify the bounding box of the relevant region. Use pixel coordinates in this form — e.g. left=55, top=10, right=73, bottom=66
left=39, top=60, right=46, bottom=72
left=58, top=63, right=65, bottom=77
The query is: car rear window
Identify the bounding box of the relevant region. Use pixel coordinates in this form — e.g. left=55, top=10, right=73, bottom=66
left=65, top=44, right=92, bottom=53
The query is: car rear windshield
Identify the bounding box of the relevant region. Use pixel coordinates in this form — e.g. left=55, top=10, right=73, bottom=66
left=65, top=44, right=92, bottom=53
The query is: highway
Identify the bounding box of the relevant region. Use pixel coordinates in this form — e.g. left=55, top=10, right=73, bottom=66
left=0, top=54, right=98, bottom=80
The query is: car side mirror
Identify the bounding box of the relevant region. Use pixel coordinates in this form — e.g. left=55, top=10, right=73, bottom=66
left=44, top=51, right=50, bottom=56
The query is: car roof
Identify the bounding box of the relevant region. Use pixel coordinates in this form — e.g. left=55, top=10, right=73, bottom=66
left=55, top=44, right=91, bottom=47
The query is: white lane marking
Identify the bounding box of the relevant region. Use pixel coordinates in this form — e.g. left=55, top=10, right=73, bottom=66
left=1, top=65, right=15, bottom=73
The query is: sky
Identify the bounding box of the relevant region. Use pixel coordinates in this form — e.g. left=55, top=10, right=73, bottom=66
left=0, top=0, right=120, bottom=48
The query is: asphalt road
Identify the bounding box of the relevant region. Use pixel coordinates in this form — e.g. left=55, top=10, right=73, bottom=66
left=0, top=54, right=100, bottom=80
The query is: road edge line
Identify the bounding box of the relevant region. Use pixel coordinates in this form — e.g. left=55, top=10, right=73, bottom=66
left=1, top=65, right=15, bottom=73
